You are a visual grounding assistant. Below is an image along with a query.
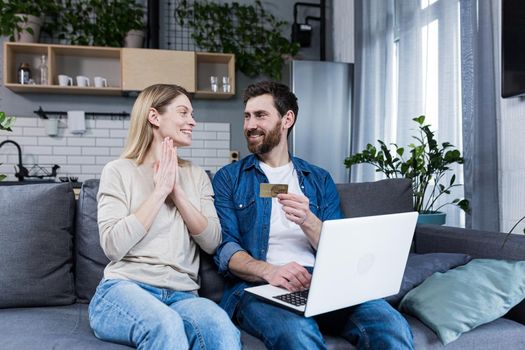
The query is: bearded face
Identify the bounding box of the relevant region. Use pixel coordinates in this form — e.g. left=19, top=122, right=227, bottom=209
left=245, top=118, right=282, bottom=155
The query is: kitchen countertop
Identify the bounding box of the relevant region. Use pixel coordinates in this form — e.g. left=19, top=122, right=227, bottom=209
left=0, top=180, right=82, bottom=188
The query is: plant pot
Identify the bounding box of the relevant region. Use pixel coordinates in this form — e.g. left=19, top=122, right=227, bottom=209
left=417, top=211, right=447, bottom=225
left=14, top=14, right=43, bottom=43
left=124, top=30, right=144, bottom=48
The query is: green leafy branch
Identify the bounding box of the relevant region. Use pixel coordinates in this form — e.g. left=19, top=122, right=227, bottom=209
left=0, top=112, right=17, bottom=182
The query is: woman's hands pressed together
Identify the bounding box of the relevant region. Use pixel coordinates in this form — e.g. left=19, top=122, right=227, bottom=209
left=153, top=137, right=179, bottom=199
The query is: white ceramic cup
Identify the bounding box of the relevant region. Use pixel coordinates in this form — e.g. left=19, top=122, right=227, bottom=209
left=76, top=75, right=90, bottom=87
left=93, top=76, right=108, bottom=88
left=58, top=74, right=73, bottom=86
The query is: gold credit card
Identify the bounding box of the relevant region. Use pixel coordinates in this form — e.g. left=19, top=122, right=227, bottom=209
left=260, top=183, right=288, bottom=198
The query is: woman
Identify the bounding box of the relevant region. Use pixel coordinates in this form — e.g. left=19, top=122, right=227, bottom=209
left=89, top=84, right=241, bottom=350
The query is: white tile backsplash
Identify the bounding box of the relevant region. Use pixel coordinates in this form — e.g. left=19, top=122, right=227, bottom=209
left=0, top=116, right=231, bottom=182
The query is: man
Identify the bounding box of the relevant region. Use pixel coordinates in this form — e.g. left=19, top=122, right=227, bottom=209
left=212, top=81, right=413, bottom=349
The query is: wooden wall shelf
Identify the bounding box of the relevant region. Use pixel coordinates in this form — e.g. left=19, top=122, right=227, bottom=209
left=3, top=42, right=235, bottom=99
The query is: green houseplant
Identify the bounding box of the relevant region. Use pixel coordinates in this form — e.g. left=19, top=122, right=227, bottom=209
left=344, top=116, right=470, bottom=221
left=175, top=0, right=299, bottom=80
left=58, top=0, right=145, bottom=47
left=0, top=0, right=61, bottom=42
left=0, top=112, right=16, bottom=181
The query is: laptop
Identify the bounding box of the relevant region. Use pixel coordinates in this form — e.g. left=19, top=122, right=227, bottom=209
left=244, top=211, right=418, bottom=317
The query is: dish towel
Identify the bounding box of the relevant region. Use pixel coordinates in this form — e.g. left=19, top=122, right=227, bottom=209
left=67, top=110, right=86, bottom=135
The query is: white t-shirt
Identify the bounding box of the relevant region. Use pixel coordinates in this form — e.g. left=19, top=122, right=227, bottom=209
left=260, top=161, right=315, bottom=267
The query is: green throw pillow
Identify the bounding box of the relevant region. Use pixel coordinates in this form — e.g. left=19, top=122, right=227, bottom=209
left=399, top=259, right=525, bottom=345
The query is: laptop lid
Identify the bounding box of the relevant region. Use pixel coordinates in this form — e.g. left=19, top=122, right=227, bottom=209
left=304, top=211, right=418, bottom=317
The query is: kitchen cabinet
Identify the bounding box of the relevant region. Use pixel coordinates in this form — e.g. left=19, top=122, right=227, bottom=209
left=121, top=48, right=196, bottom=92
left=3, top=42, right=235, bottom=98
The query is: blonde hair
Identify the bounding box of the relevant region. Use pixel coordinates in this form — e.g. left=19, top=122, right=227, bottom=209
left=121, top=84, right=191, bottom=165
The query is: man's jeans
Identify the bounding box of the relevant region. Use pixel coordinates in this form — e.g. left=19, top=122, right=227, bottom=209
left=236, top=293, right=414, bottom=350
left=89, top=279, right=241, bottom=350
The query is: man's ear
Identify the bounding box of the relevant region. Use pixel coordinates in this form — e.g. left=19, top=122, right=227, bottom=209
left=148, top=108, right=160, bottom=127
left=282, top=110, right=295, bottom=131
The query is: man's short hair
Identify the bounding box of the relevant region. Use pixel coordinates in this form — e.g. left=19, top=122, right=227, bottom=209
left=243, top=81, right=299, bottom=135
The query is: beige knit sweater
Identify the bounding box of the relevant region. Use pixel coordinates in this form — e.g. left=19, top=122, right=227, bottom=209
left=97, top=158, right=221, bottom=291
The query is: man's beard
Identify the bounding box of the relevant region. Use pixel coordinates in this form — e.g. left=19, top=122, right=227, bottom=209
left=245, top=120, right=282, bottom=155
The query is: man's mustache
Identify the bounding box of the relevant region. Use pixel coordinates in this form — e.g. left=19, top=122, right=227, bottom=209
left=246, top=129, right=265, bottom=137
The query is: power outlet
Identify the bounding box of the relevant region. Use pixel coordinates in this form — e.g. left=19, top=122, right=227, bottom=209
left=230, top=150, right=240, bottom=163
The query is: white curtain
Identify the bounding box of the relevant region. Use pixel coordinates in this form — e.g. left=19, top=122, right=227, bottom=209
left=347, top=0, right=465, bottom=226
left=396, top=0, right=464, bottom=226
left=351, top=0, right=396, bottom=182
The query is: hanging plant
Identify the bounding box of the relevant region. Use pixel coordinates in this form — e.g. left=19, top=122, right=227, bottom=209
left=175, top=0, right=299, bottom=80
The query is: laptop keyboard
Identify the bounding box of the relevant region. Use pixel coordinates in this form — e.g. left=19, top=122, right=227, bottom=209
left=273, top=289, right=310, bottom=306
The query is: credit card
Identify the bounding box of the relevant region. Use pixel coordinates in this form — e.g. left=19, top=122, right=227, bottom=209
left=260, top=183, right=288, bottom=198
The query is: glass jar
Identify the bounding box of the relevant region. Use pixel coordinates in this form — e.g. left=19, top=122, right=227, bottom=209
left=38, top=55, right=48, bottom=85
left=18, top=62, right=32, bottom=84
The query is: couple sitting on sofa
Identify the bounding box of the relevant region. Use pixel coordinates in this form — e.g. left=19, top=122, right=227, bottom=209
left=92, top=81, right=413, bottom=350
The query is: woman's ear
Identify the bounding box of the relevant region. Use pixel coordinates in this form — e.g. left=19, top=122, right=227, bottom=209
left=148, top=108, right=160, bottom=126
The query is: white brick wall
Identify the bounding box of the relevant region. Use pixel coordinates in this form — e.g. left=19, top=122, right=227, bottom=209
left=0, top=116, right=231, bottom=182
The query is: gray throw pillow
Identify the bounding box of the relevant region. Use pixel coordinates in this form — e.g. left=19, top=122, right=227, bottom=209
left=74, top=179, right=109, bottom=302
left=0, top=183, right=76, bottom=308
left=385, top=252, right=472, bottom=306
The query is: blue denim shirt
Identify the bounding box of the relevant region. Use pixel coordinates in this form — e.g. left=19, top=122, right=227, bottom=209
left=212, top=154, right=342, bottom=317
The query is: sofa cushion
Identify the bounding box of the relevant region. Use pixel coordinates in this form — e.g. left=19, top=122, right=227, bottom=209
left=407, top=314, right=525, bottom=349
left=0, top=183, right=76, bottom=308
left=336, top=178, right=413, bottom=218
left=198, top=250, right=224, bottom=303
left=400, top=259, right=525, bottom=345
left=75, top=179, right=109, bottom=302
left=385, top=252, right=471, bottom=306
left=0, top=304, right=132, bottom=349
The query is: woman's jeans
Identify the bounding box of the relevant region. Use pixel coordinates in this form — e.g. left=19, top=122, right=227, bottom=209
left=89, top=279, right=241, bottom=350
left=236, top=293, right=414, bottom=350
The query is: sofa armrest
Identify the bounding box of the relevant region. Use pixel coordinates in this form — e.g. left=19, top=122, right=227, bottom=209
left=414, top=224, right=525, bottom=260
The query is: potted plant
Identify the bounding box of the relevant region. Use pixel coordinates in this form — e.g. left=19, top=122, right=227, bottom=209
left=58, top=0, right=145, bottom=47
left=175, top=0, right=299, bottom=80
left=0, top=111, right=16, bottom=181
left=344, top=116, right=470, bottom=224
left=122, top=1, right=146, bottom=48
left=0, top=0, right=60, bottom=42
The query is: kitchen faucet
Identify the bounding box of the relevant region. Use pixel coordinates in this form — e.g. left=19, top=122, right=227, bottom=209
left=0, top=140, right=28, bottom=181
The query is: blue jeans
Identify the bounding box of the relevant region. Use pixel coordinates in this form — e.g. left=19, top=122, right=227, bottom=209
left=89, top=279, right=241, bottom=350
left=236, top=293, right=413, bottom=350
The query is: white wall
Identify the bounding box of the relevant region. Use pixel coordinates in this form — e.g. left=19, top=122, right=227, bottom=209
left=0, top=117, right=230, bottom=181
left=0, top=117, right=230, bottom=182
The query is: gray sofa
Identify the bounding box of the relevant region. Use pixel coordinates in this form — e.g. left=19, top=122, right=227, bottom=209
left=1, top=178, right=524, bottom=349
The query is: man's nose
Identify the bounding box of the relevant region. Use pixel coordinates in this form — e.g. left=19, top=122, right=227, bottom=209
left=244, top=116, right=257, bottom=129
